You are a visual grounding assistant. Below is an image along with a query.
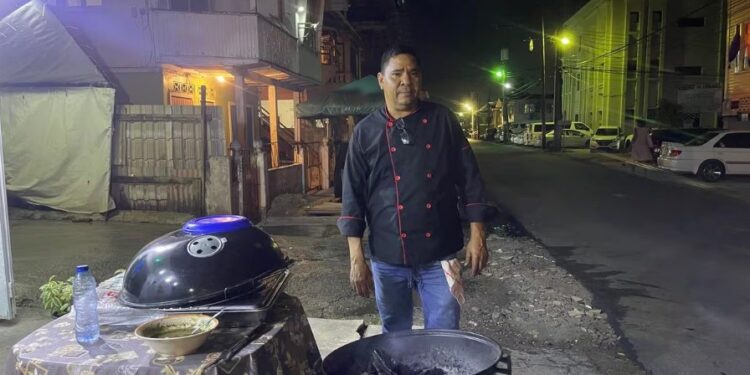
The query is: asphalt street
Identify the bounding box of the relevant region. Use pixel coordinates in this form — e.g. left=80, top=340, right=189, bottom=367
left=473, top=142, right=750, bottom=375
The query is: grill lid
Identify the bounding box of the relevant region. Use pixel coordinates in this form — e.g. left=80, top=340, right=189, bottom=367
left=182, top=215, right=252, bottom=235
left=118, top=215, right=289, bottom=309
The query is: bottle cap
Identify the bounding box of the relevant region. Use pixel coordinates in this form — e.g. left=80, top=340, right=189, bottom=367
left=76, top=265, right=89, bottom=273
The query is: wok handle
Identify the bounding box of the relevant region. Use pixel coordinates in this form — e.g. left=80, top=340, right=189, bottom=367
left=494, top=352, right=512, bottom=374
left=218, top=323, right=267, bottom=364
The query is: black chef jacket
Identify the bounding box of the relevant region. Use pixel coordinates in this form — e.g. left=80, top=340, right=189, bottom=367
left=337, top=101, right=493, bottom=266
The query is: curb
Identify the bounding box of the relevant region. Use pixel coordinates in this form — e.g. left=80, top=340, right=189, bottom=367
left=561, top=150, right=750, bottom=198
left=9, top=207, right=194, bottom=225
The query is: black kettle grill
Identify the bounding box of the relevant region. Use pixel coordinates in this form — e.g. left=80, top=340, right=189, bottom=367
left=119, top=215, right=291, bottom=311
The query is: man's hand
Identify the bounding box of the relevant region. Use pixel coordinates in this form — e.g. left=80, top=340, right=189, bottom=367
left=350, top=257, right=374, bottom=297
left=347, top=237, right=374, bottom=297
left=464, top=222, right=488, bottom=276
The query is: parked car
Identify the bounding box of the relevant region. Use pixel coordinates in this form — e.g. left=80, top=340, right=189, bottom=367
left=482, top=127, right=498, bottom=141
left=543, top=129, right=591, bottom=148
left=510, top=132, right=525, bottom=145
left=658, top=130, right=750, bottom=182
left=590, top=126, right=622, bottom=152
left=525, top=122, right=553, bottom=146
left=562, top=121, right=593, bottom=137
left=623, top=128, right=715, bottom=157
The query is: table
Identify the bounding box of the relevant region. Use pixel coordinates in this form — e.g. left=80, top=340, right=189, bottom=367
left=5, top=276, right=323, bottom=375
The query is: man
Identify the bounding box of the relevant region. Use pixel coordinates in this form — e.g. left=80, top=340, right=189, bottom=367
left=337, top=45, right=492, bottom=332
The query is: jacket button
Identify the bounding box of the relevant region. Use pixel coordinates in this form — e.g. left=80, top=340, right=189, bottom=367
left=390, top=146, right=396, bottom=153
left=401, top=232, right=407, bottom=238
left=426, top=203, right=432, bottom=209
left=422, top=118, right=428, bottom=125
left=426, top=172, right=432, bottom=179
left=395, top=175, right=401, bottom=182
left=398, top=204, right=404, bottom=210
left=387, top=121, right=394, bottom=128
left=425, top=143, right=432, bottom=150
left=425, top=232, right=432, bottom=238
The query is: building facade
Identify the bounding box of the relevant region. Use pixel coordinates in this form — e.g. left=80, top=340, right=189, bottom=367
left=723, top=0, right=750, bottom=128
left=41, top=0, right=327, bottom=219
left=562, top=0, right=725, bottom=133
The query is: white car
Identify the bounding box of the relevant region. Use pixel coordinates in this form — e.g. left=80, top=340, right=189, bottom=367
left=525, top=122, right=553, bottom=146
left=543, top=129, right=591, bottom=148
left=563, top=121, right=593, bottom=137
left=658, top=130, right=750, bottom=182
left=590, top=126, right=623, bottom=152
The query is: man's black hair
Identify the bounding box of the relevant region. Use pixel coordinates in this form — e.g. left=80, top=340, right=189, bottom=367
left=380, top=45, right=421, bottom=72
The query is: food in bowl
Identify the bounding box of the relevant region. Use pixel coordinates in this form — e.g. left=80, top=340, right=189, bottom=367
left=135, top=314, right=218, bottom=356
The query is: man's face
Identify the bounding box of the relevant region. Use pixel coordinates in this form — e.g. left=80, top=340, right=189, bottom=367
left=378, top=54, right=422, bottom=112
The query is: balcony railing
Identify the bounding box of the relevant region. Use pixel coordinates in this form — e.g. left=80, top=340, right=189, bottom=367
left=151, top=10, right=321, bottom=83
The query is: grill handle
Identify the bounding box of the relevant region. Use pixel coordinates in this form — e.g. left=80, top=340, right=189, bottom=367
left=493, top=352, right=512, bottom=374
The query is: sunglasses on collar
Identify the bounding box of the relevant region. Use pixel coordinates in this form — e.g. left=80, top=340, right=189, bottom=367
left=395, top=118, right=413, bottom=145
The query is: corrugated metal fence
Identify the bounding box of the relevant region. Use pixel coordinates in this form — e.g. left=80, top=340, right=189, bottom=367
left=111, top=105, right=226, bottom=214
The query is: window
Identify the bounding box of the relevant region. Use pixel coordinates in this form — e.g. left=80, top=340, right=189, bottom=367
left=170, top=0, right=188, bottom=10
left=629, top=12, right=640, bottom=32
left=595, top=128, right=619, bottom=136
left=574, top=123, right=588, bottom=131
left=627, top=35, right=639, bottom=63
left=650, top=11, right=662, bottom=74
left=625, top=82, right=636, bottom=109
left=320, top=33, right=334, bottom=65
left=168, top=0, right=209, bottom=11
left=648, top=81, right=659, bottom=108
left=627, top=60, right=638, bottom=72
left=674, top=66, right=702, bottom=75
left=652, top=11, right=662, bottom=26
left=715, top=133, right=750, bottom=148
left=678, top=18, right=705, bottom=27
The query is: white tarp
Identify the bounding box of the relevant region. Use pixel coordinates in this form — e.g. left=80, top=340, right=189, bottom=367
left=0, top=1, right=114, bottom=214
left=0, top=87, right=115, bottom=213
left=0, top=1, right=107, bottom=86
left=0, top=116, right=15, bottom=320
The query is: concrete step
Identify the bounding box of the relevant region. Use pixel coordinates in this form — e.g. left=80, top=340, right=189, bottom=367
left=307, top=318, right=364, bottom=359
left=259, top=216, right=340, bottom=237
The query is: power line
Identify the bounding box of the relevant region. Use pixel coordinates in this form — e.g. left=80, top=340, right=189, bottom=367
left=562, top=65, right=724, bottom=79
left=570, top=0, right=721, bottom=68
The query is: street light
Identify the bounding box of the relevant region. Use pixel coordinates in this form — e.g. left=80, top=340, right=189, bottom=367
left=463, top=102, right=476, bottom=138
left=503, top=82, right=512, bottom=89
left=550, top=32, right=573, bottom=151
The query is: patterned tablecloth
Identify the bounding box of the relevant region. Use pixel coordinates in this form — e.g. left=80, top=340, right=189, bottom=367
left=5, top=276, right=323, bottom=375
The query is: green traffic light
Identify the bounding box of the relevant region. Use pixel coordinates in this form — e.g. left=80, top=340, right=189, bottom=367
left=494, top=70, right=505, bottom=78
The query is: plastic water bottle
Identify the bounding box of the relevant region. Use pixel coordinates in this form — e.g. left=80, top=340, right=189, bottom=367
left=73, top=265, right=100, bottom=344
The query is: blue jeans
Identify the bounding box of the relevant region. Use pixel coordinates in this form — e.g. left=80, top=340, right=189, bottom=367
left=371, top=259, right=461, bottom=333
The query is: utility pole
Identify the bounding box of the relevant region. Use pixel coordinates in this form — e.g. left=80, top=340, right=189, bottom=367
left=552, top=44, right=561, bottom=151
left=540, top=18, right=548, bottom=150
left=502, top=85, right=510, bottom=144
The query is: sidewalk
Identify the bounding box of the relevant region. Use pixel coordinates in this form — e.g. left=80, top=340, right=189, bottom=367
left=564, top=149, right=750, bottom=204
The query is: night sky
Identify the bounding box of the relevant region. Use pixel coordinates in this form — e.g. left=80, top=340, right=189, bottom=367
left=393, top=0, right=588, bottom=109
